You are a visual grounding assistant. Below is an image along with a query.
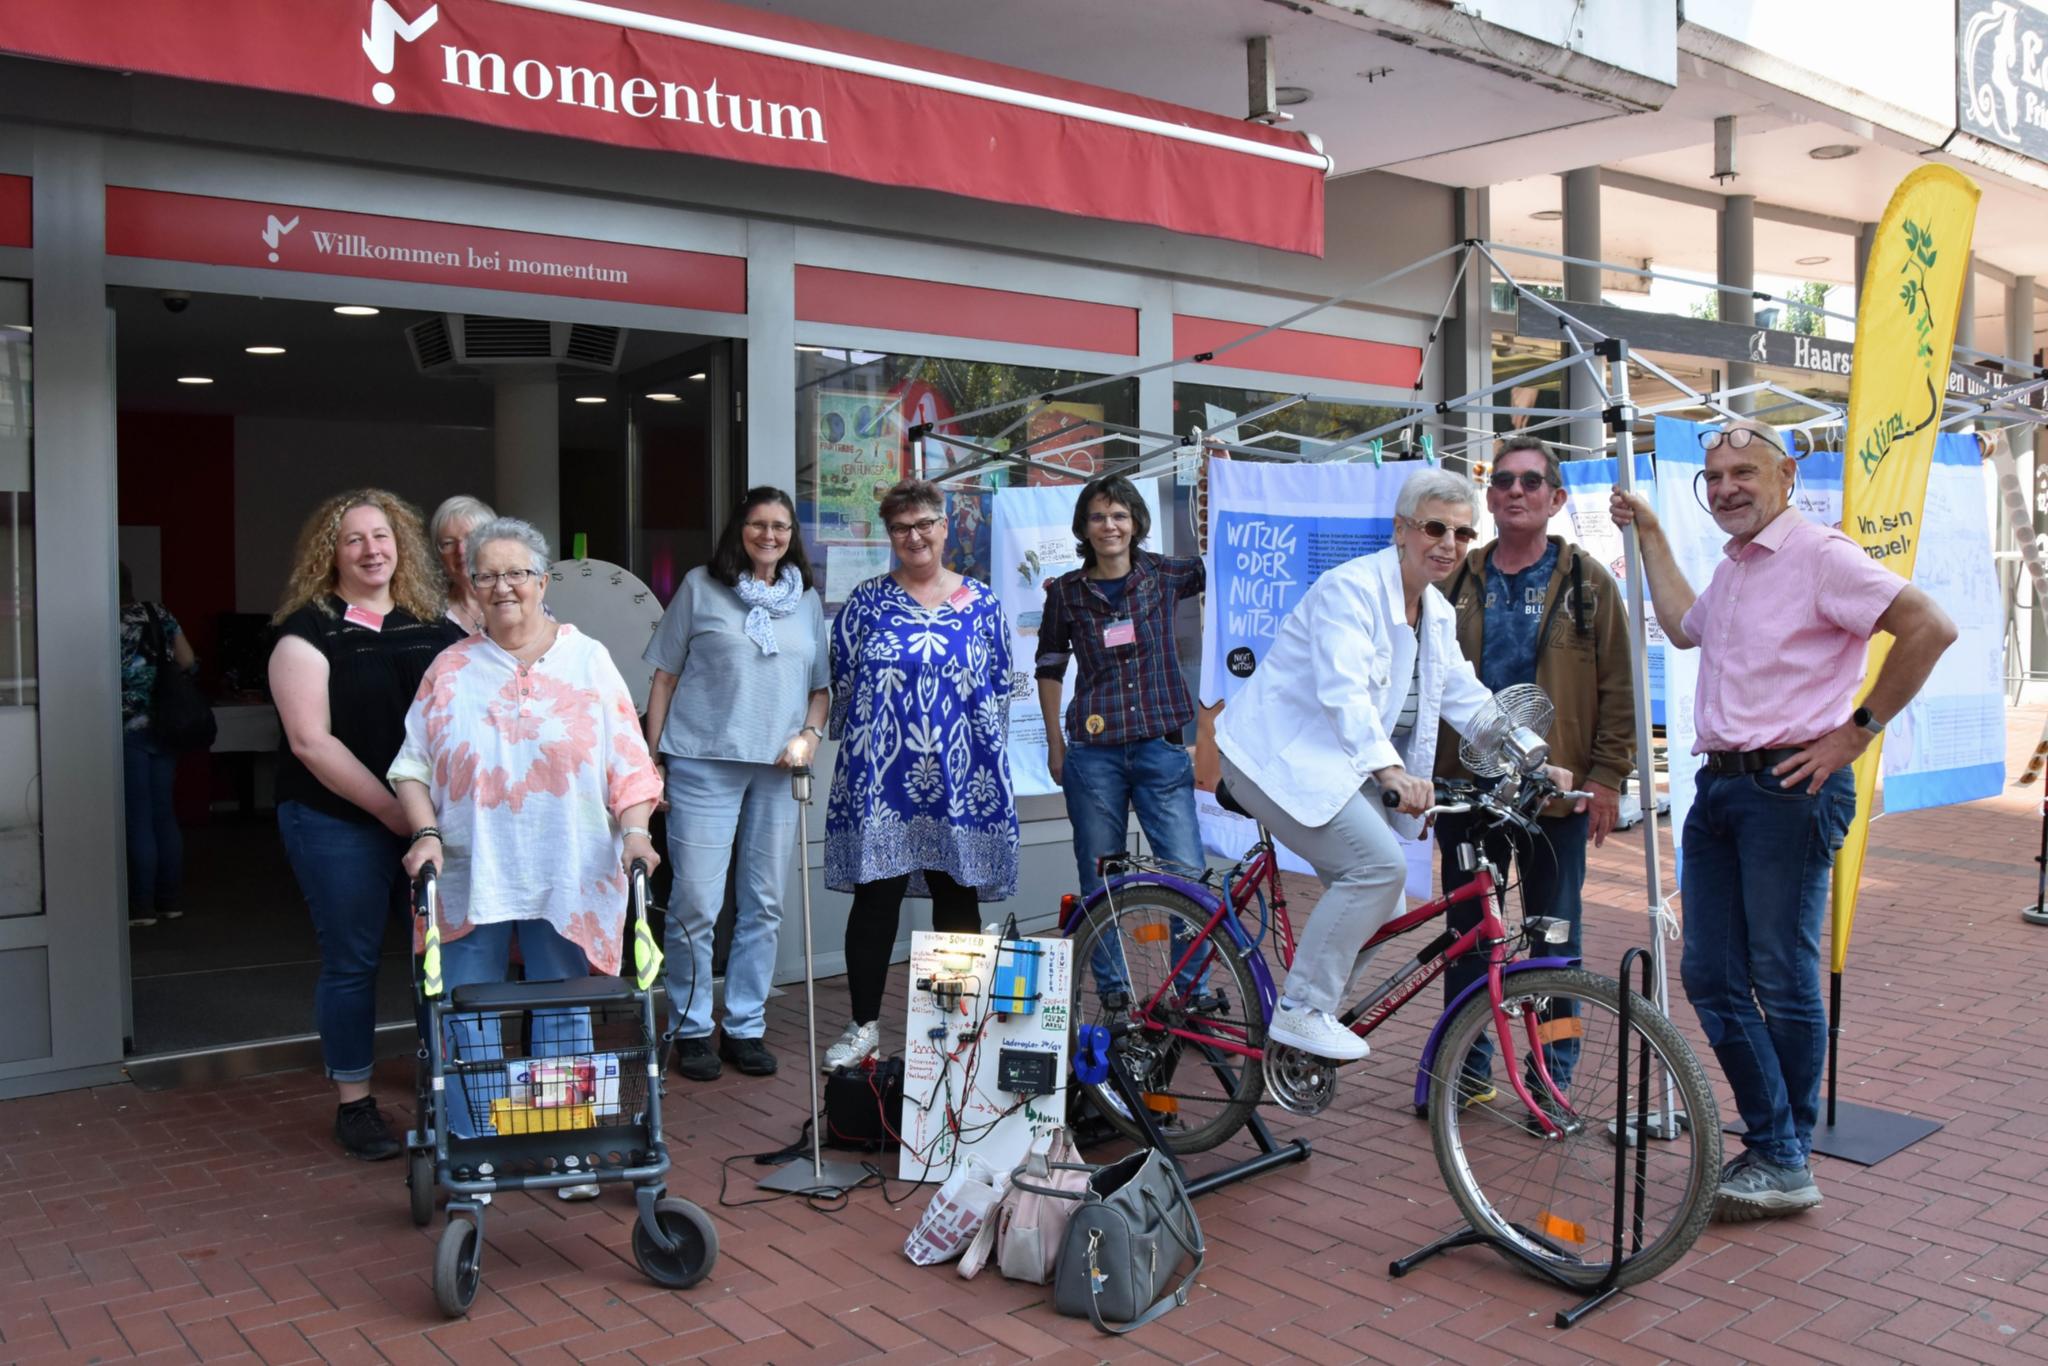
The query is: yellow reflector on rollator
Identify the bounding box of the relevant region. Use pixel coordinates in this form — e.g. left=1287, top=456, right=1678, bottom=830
left=633, top=912, right=663, bottom=992
left=421, top=918, right=444, bottom=999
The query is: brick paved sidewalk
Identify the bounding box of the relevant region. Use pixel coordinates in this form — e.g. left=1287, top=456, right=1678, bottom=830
left=4, top=712, right=2046, bottom=1365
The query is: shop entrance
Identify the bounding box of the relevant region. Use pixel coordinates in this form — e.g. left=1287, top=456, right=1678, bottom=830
left=110, top=284, right=739, bottom=1065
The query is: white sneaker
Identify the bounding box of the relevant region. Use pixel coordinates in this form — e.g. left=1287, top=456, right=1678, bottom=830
left=1267, top=1004, right=1370, bottom=1062
left=556, top=1182, right=601, bottom=1202
left=821, top=1020, right=881, bottom=1072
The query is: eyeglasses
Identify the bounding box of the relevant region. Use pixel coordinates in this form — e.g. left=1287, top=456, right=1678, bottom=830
left=1401, top=516, right=1479, bottom=545
left=887, top=516, right=944, bottom=541
left=1086, top=509, right=1133, bottom=526
left=436, top=537, right=462, bottom=553
left=1700, top=427, right=1786, bottom=456
left=744, top=520, right=794, bottom=535
left=470, top=568, right=538, bottom=588
left=1488, top=470, right=1554, bottom=493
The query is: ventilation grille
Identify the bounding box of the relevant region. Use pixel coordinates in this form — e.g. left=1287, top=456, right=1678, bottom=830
left=403, top=316, right=629, bottom=377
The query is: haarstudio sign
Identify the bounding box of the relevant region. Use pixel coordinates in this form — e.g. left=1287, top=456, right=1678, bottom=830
left=0, top=0, right=1327, bottom=255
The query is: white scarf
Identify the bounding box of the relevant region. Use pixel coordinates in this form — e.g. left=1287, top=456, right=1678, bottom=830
left=733, top=565, right=804, bottom=654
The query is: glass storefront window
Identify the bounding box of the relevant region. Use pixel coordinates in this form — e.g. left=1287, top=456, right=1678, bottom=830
left=0, top=281, right=38, bottom=918
left=794, top=347, right=1137, bottom=608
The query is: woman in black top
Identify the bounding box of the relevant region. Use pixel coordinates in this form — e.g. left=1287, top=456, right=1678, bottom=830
left=269, top=489, right=460, bottom=1161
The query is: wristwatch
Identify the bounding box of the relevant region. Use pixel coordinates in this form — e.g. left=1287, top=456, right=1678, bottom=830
left=1851, top=706, right=1885, bottom=735
left=801, top=724, right=826, bottom=741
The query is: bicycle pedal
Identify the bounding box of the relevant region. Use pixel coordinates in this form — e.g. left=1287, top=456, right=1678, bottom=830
left=1263, top=1043, right=1338, bottom=1117
left=1187, top=991, right=1230, bottom=1014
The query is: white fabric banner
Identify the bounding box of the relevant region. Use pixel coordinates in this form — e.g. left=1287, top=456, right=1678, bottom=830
left=991, top=480, right=1162, bottom=798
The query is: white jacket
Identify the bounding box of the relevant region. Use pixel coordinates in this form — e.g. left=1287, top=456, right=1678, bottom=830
left=1216, top=545, right=1495, bottom=838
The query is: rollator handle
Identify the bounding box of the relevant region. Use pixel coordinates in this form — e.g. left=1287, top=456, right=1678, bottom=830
left=791, top=764, right=813, bottom=804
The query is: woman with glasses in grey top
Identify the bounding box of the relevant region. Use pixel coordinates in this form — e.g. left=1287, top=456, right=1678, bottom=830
left=643, top=487, right=830, bottom=1081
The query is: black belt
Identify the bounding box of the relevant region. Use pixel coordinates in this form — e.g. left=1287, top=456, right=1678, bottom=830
left=1701, top=746, right=1803, bottom=776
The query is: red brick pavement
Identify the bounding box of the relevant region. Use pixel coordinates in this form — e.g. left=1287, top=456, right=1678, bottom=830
left=4, top=712, right=2047, bottom=1364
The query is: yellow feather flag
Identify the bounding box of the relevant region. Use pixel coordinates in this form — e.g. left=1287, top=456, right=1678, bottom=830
left=1830, top=165, right=1980, bottom=973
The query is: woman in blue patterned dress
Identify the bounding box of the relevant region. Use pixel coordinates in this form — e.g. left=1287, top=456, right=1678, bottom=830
left=822, top=478, right=1020, bottom=1070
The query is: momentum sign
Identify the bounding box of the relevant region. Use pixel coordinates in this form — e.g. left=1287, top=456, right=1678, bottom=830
left=105, top=187, right=747, bottom=312
left=1, top=0, right=1328, bottom=255
left=1960, top=0, right=2048, bottom=165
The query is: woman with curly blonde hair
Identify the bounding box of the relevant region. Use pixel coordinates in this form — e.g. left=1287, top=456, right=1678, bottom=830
left=269, top=489, right=462, bottom=1161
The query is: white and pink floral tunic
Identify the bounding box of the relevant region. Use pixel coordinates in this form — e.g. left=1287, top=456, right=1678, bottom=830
left=389, top=626, right=661, bottom=974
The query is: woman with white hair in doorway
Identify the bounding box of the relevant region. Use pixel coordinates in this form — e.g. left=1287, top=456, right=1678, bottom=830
left=390, top=516, right=663, bottom=1199
left=429, top=495, right=497, bottom=637
left=1215, top=468, right=1579, bottom=1061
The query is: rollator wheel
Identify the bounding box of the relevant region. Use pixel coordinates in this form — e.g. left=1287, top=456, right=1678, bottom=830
left=432, top=1219, right=482, bottom=1317
left=407, top=1148, right=435, bottom=1228
left=632, top=1197, right=719, bottom=1289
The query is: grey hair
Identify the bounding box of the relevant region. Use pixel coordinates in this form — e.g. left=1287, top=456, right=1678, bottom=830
left=1395, top=468, right=1478, bottom=520
left=465, top=516, right=552, bottom=577
left=430, top=494, right=498, bottom=544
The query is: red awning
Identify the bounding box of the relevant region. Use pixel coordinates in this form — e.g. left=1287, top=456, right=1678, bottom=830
left=1, top=0, right=1329, bottom=255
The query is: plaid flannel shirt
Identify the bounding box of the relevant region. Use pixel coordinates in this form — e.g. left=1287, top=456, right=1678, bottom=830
left=1034, top=551, right=1205, bottom=746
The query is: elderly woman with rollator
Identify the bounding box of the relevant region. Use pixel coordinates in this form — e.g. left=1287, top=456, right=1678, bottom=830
left=1216, top=468, right=1578, bottom=1062
left=391, top=516, right=662, bottom=1199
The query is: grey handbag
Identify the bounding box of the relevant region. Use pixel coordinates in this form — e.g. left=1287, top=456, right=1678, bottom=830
left=1046, top=1148, right=1205, bottom=1334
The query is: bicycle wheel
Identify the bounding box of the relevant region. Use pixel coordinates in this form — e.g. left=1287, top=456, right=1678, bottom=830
left=1070, top=886, right=1264, bottom=1155
left=1426, top=968, right=1719, bottom=1288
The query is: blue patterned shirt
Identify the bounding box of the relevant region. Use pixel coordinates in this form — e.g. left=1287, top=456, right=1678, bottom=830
left=826, top=575, right=1019, bottom=900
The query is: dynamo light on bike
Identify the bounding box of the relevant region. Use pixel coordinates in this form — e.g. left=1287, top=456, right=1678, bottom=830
left=1525, top=916, right=1571, bottom=945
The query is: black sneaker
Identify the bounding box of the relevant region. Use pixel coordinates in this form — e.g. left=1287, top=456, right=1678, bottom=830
left=333, top=1098, right=401, bottom=1161
left=719, top=1034, right=778, bottom=1077
left=671, top=1036, right=721, bottom=1081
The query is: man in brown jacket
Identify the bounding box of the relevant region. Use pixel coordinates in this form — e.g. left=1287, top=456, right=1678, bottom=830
left=1432, top=433, right=1636, bottom=1104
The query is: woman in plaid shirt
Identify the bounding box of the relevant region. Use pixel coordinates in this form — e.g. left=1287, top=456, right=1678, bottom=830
left=1036, top=475, right=1207, bottom=908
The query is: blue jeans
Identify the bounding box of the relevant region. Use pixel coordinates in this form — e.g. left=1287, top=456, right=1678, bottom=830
left=276, top=800, right=408, bottom=1083
left=123, top=731, right=183, bottom=916
left=438, top=918, right=594, bottom=1139
left=662, top=756, right=797, bottom=1041
left=1680, top=765, right=1855, bottom=1170
left=1438, top=808, right=1588, bottom=1087
left=1064, top=738, right=1206, bottom=996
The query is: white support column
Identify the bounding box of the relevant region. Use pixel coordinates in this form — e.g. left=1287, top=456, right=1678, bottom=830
left=1562, top=168, right=1602, bottom=457
left=745, top=220, right=798, bottom=496
left=1720, top=193, right=1756, bottom=411
left=493, top=370, right=560, bottom=554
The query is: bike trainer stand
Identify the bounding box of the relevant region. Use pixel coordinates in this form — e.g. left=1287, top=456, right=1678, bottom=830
left=1072, top=1021, right=1310, bottom=1199
left=1389, top=946, right=1664, bottom=1330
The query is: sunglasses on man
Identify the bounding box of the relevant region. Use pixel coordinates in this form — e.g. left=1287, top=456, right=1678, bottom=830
left=1488, top=470, right=1556, bottom=492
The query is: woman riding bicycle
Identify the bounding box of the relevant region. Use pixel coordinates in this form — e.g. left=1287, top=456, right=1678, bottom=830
left=1216, top=468, right=1578, bottom=1062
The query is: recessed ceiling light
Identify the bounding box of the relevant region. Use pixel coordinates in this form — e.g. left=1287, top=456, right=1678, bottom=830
left=333, top=305, right=381, bottom=317
left=796, top=344, right=827, bottom=353
left=1808, top=144, right=1859, bottom=161
left=1275, top=86, right=1313, bottom=107
left=245, top=345, right=287, bottom=355
left=1529, top=209, right=1565, bottom=222
left=645, top=392, right=682, bottom=403
left=176, top=376, right=214, bottom=385
left=688, top=372, right=707, bottom=381
left=1795, top=255, right=1831, bottom=267
left=574, top=395, right=607, bottom=404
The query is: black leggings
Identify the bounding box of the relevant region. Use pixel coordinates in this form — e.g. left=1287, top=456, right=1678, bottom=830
left=845, top=870, right=982, bottom=1024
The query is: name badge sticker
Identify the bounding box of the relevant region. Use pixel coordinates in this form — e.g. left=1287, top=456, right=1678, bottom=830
left=1102, top=619, right=1136, bottom=649
left=946, top=584, right=975, bottom=612
left=343, top=604, right=386, bottom=632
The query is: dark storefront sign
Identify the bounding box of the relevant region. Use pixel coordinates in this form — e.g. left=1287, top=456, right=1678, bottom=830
left=1516, top=296, right=2044, bottom=409
left=1960, top=0, right=2048, bottom=166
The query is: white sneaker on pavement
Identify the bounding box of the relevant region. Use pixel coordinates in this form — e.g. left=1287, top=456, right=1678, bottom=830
left=1267, top=1003, right=1370, bottom=1062
left=821, top=1020, right=881, bottom=1072
left=556, top=1182, right=602, bottom=1201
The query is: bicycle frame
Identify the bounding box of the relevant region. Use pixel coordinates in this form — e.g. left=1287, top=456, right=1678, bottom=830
left=1063, top=827, right=1583, bottom=1132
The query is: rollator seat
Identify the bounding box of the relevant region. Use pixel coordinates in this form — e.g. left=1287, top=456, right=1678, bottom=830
left=1212, top=779, right=1249, bottom=818
left=447, top=976, right=641, bottom=1009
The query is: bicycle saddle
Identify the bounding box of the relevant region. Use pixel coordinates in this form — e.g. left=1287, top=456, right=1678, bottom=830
left=1213, top=779, right=1249, bottom=818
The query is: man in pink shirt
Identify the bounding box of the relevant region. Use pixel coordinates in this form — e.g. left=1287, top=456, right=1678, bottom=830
left=1612, top=417, right=1955, bottom=1221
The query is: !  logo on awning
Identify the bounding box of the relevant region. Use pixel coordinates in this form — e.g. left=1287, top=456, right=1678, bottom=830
left=261, top=214, right=300, bottom=263
left=363, top=0, right=442, bottom=106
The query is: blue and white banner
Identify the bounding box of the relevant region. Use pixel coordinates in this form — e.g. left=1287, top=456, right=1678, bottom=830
left=1548, top=452, right=1663, bottom=723
left=1200, top=458, right=1419, bottom=707
left=1655, top=419, right=2002, bottom=872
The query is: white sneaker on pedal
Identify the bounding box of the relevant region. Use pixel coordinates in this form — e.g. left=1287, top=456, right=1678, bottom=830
left=821, top=1020, right=880, bottom=1072
left=1267, top=1003, right=1369, bottom=1062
